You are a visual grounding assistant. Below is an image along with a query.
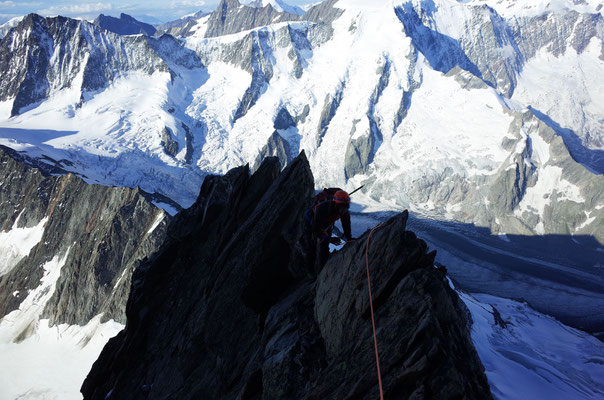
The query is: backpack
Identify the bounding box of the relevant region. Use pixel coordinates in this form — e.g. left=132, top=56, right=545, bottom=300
left=312, top=187, right=342, bottom=206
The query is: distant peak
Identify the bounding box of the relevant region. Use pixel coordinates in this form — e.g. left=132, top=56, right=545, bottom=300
left=119, top=13, right=136, bottom=21
left=242, top=0, right=306, bottom=15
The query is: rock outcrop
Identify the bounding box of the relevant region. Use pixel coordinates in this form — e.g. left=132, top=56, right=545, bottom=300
left=94, top=13, right=157, bottom=36
left=203, top=0, right=343, bottom=39
left=82, top=153, right=492, bottom=399
left=205, top=0, right=301, bottom=38
left=0, top=145, right=169, bottom=330
left=254, top=130, right=292, bottom=170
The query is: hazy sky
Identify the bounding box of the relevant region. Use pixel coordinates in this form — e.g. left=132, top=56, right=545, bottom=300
left=0, top=0, right=318, bottom=24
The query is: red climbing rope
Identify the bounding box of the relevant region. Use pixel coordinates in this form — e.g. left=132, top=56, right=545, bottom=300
left=365, top=223, right=385, bottom=400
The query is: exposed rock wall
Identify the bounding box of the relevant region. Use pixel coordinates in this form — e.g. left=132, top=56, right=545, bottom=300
left=204, top=0, right=301, bottom=38
left=82, top=153, right=491, bottom=400
left=0, top=146, right=169, bottom=329
left=94, top=13, right=157, bottom=36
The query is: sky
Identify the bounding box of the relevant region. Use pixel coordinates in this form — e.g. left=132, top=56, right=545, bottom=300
left=0, top=0, right=318, bottom=24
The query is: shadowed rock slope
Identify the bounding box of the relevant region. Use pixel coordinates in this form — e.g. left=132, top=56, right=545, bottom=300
left=0, top=145, right=169, bottom=330
left=82, top=152, right=492, bottom=400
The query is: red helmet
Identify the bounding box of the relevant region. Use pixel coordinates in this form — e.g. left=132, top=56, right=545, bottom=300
left=333, top=190, right=351, bottom=204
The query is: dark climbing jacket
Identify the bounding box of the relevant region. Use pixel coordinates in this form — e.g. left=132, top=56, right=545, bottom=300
left=306, top=198, right=352, bottom=242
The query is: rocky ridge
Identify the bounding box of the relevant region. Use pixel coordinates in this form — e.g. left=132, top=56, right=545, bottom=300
left=200, top=0, right=343, bottom=38
left=154, top=11, right=210, bottom=37
left=94, top=13, right=157, bottom=36
left=81, top=153, right=492, bottom=400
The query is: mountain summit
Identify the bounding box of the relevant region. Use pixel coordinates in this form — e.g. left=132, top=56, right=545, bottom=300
left=244, top=0, right=306, bottom=15
left=93, top=13, right=157, bottom=36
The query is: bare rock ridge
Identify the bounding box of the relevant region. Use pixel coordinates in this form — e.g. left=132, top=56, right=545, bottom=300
left=94, top=13, right=157, bottom=36
left=204, top=0, right=343, bottom=38
left=0, top=145, right=169, bottom=329
left=82, top=152, right=492, bottom=400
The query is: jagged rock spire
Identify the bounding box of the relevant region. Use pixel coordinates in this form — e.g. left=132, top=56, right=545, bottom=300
left=82, top=153, right=491, bottom=399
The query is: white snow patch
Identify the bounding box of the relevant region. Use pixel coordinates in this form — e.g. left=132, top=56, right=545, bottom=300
left=147, top=211, right=166, bottom=234
left=516, top=165, right=584, bottom=228
left=112, top=268, right=129, bottom=291
left=528, top=127, right=551, bottom=166
left=152, top=201, right=179, bottom=216
left=576, top=211, right=597, bottom=231
left=0, top=99, right=12, bottom=119
left=0, top=315, right=123, bottom=400
left=461, top=291, right=604, bottom=400
left=497, top=234, right=511, bottom=242
left=0, top=213, right=48, bottom=277
left=0, top=244, right=123, bottom=400
left=0, top=248, right=71, bottom=344
left=243, top=0, right=305, bottom=15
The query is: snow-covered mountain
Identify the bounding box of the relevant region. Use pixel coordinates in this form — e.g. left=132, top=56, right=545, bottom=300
left=0, top=16, right=23, bottom=39
left=1, top=0, right=601, bottom=241
left=154, top=10, right=210, bottom=37
left=244, top=0, right=306, bottom=15
left=0, top=0, right=603, bottom=397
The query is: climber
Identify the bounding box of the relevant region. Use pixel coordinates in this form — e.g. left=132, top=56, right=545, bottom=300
left=305, top=188, right=356, bottom=272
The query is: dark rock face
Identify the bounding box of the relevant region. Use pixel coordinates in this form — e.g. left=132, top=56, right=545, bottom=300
left=254, top=130, right=291, bottom=170
left=144, top=34, right=205, bottom=70
left=345, top=120, right=373, bottom=179
left=203, top=0, right=344, bottom=39
left=0, top=146, right=169, bottom=327
left=317, top=83, right=345, bottom=146
left=161, top=127, right=179, bottom=157
left=205, top=0, right=301, bottom=38
left=232, top=30, right=274, bottom=122
left=94, top=13, right=157, bottom=36
left=303, top=0, right=345, bottom=25
left=273, top=107, right=295, bottom=130
left=82, top=152, right=492, bottom=400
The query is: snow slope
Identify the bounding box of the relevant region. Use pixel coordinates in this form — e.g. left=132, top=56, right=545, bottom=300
left=0, top=213, right=47, bottom=276
left=0, top=16, right=23, bottom=39
left=0, top=70, right=207, bottom=208
left=0, top=247, right=122, bottom=399
left=244, top=0, right=306, bottom=15
left=462, top=291, right=604, bottom=400
left=0, top=316, right=123, bottom=400
left=467, top=0, right=603, bottom=18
